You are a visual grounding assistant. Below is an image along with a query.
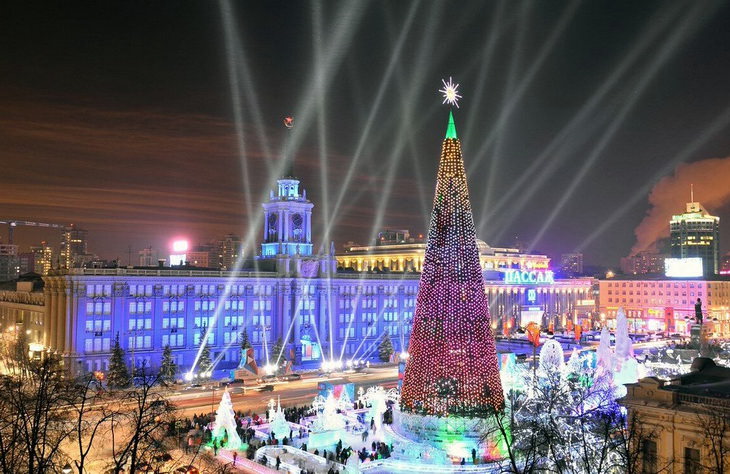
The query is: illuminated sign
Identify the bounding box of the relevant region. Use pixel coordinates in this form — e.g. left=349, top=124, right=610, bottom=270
left=527, top=289, right=537, bottom=303
left=664, top=258, right=703, bottom=278
left=504, top=269, right=554, bottom=285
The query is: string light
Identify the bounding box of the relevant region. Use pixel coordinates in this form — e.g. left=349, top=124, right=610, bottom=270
left=400, top=110, right=504, bottom=418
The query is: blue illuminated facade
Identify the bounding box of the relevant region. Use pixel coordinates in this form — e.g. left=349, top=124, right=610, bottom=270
left=40, top=173, right=596, bottom=377
left=261, top=177, right=314, bottom=257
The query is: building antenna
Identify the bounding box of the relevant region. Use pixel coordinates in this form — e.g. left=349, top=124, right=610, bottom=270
left=690, top=183, right=694, bottom=202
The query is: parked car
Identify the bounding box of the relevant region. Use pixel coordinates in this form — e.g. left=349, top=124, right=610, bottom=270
left=256, top=384, right=275, bottom=392
left=281, top=373, right=302, bottom=381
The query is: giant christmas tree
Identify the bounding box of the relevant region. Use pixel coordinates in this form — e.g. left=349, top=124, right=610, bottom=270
left=400, top=110, right=504, bottom=418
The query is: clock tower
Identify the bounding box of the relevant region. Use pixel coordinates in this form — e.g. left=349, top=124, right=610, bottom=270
left=261, top=176, right=314, bottom=257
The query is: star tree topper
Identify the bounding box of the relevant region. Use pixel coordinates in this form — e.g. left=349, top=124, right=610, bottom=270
left=439, top=77, right=462, bottom=108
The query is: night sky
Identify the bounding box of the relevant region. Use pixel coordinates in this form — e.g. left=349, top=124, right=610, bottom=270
left=2, top=1, right=730, bottom=267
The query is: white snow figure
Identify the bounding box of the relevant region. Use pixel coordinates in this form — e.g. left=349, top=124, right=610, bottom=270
left=337, top=388, right=352, bottom=412
left=565, top=348, right=582, bottom=376
left=539, top=339, right=565, bottom=376
left=613, top=308, right=639, bottom=386
left=312, top=391, right=345, bottom=432
left=596, top=326, right=613, bottom=374
left=267, top=397, right=291, bottom=441
left=615, top=308, right=634, bottom=360
left=211, top=389, right=242, bottom=450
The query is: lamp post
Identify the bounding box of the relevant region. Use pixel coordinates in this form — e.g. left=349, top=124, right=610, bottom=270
left=211, top=381, right=216, bottom=416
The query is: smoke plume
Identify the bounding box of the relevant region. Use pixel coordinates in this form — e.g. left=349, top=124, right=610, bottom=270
left=631, top=157, right=730, bottom=255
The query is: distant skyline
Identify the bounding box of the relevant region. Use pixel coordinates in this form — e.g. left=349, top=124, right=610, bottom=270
left=2, top=1, right=730, bottom=267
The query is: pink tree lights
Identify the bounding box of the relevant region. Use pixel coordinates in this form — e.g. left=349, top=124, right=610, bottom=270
left=400, top=111, right=504, bottom=418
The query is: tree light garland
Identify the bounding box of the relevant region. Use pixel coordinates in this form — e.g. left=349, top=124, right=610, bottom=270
left=400, top=110, right=504, bottom=418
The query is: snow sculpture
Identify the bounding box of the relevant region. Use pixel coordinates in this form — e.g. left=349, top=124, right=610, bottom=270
left=211, top=389, right=242, bottom=450
left=267, top=397, right=290, bottom=441
left=311, top=391, right=345, bottom=432
left=539, top=339, right=565, bottom=376
left=613, top=308, right=639, bottom=386
left=596, top=326, right=613, bottom=374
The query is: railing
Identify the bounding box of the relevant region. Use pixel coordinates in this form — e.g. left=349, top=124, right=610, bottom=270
left=0, top=290, right=45, bottom=306
left=69, top=268, right=279, bottom=278
left=677, top=393, right=730, bottom=409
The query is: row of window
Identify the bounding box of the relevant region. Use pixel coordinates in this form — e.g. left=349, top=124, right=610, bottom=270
left=608, top=290, right=704, bottom=297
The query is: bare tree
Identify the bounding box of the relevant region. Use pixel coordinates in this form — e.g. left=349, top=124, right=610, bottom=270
left=108, top=364, right=176, bottom=474
left=612, top=409, right=674, bottom=474
left=697, top=407, right=730, bottom=474
left=0, top=354, right=75, bottom=473
left=67, top=374, right=117, bottom=474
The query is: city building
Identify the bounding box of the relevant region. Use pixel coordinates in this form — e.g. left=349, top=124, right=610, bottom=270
left=598, top=277, right=730, bottom=335
left=337, top=237, right=551, bottom=273
left=30, top=242, right=53, bottom=275
left=0, top=244, right=19, bottom=282
left=28, top=156, right=595, bottom=376
left=186, top=243, right=218, bottom=268
left=720, top=252, right=730, bottom=275
left=620, top=251, right=667, bottom=276
left=59, top=225, right=90, bottom=269
left=622, top=358, right=730, bottom=473
left=218, top=234, right=242, bottom=270
left=18, top=252, right=35, bottom=275
left=138, top=247, right=157, bottom=267
left=0, top=275, right=46, bottom=361
left=670, top=197, right=720, bottom=275
left=560, top=252, right=584, bottom=275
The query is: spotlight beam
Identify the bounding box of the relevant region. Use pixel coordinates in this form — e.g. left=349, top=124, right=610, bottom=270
left=480, top=2, right=686, bottom=240
left=528, top=2, right=714, bottom=251
left=320, top=0, right=421, bottom=245
left=574, top=104, right=730, bottom=253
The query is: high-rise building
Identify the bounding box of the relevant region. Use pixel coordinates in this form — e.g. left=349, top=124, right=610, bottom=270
left=218, top=234, right=242, bottom=270
left=59, top=225, right=89, bottom=269
left=138, top=247, right=156, bottom=267
left=560, top=252, right=584, bottom=275
left=0, top=244, right=19, bottom=282
left=30, top=242, right=53, bottom=275
left=400, top=111, right=503, bottom=450
left=669, top=197, right=720, bottom=275
left=18, top=252, right=36, bottom=274
left=620, top=251, right=666, bottom=275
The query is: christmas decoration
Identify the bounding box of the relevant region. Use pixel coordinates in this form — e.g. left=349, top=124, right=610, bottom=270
left=439, top=77, right=462, bottom=108
left=211, top=388, right=242, bottom=450
left=400, top=110, right=504, bottom=418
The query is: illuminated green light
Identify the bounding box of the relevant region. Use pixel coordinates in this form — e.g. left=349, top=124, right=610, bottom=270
left=445, top=110, right=458, bottom=139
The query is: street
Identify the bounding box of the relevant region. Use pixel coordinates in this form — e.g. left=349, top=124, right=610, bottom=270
left=171, top=366, right=400, bottom=416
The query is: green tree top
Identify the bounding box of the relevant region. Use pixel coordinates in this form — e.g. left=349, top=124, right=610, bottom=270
left=107, top=333, right=130, bottom=389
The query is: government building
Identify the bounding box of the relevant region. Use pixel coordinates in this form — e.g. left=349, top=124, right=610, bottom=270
left=5, top=172, right=597, bottom=376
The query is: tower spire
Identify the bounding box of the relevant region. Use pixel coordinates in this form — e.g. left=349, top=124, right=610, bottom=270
left=691, top=183, right=694, bottom=202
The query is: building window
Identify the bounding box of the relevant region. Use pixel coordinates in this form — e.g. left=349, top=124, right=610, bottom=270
left=684, top=447, right=700, bottom=474
left=642, top=440, right=657, bottom=474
